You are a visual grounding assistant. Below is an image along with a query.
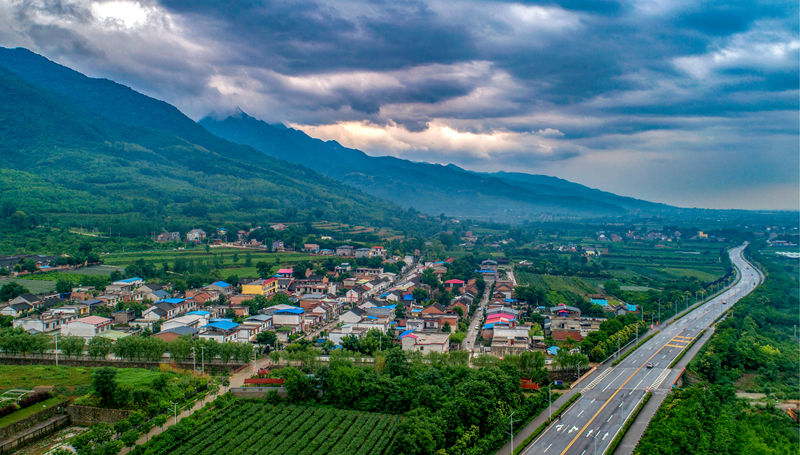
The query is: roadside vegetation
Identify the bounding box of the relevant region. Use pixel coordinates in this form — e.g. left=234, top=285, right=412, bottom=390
left=634, top=243, right=799, bottom=454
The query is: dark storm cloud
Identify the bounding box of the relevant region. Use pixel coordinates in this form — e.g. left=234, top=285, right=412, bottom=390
left=0, top=0, right=796, bottom=209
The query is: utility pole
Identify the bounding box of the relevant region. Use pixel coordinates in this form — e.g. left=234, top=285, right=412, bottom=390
left=548, top=387, right=552, bottom=420
left=192, top=346, right=196, bottom=372
left=201, top=346, right=205, bottom=375
left=55, top=333, right=58, bottom=367
left=658, top=299, right=661, bottom=324
left=170, top=401, right=178, bottom=424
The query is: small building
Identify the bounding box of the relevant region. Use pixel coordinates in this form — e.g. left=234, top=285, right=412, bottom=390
left=61, top=316, right=113, bottom=339
left=204, top=281, right=234, bottom=296
left=336, top=245, right=354, bottom=257
left=198, top=320, right=239, bottom=343
left=0, top=302, right=32, bottom=317
left=399, top=330, right=450, bottom=353
left=241, top=278, right=278, bottom=296
left=187, top=229, right=206, bottom=242
left=154, top=326, right=199, bottom=343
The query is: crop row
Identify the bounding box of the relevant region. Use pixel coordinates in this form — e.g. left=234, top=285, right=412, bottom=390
left=136, top=400, right=398, bottom=455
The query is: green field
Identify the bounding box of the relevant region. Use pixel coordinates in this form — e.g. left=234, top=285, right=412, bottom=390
left=0, top=278, right=56, bottom=293
left=134, top=399, right=400, bottom=455
left=103, top=248, right=315, bottom=277
left=514, top=271, right=598, bottom=296
left=595, top=242, right=728, bottom=283
left=0, top=365, right=166, bottom=394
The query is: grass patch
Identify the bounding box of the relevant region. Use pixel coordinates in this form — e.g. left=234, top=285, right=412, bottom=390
left=612, top=333, right=656, bottom=366
left=608, top=391, right=651, bottom=454
left=0, top=365, right=94, bottom=392
left=513, top=393, right=582, bottom=455
left=0, top=365, right=178, bottom=394
left=0, top=396, right=66, bottom=429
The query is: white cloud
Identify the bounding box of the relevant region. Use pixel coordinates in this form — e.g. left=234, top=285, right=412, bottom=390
left=290, top=119, right=564, bottom=160
left=674, top=26, right=799, bottom=79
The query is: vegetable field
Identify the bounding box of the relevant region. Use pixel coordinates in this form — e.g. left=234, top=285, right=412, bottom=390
left=134, top=399, right=400, bottom=455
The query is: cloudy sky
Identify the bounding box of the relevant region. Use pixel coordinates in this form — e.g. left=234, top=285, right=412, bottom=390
left=1, top=0, right=798, bottom=210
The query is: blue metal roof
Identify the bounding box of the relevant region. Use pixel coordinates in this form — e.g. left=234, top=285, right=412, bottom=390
left=275, top=308, right=304, bottom=314
left=119, top=277, right=142, bottom=283
left=377, top=304, right=396, bottom=309
left=547, top=346, right=560, bottom=355
left=403, top=295, right=414, bottom=301
left=399, top=329, right=415, bottom=338
left=204, top=321, right=239, bottom=331
left=366, top=315, right=378, bottom=319
left=211, top=281, right=231, bottom=288
left=158, top=298, right=185, bottom=305
left=187, top=310, right=210, bottom=316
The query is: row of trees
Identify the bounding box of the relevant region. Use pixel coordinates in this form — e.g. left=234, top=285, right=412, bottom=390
left=580, top=314, right=649, bottom=362
left=0, top=328, right=253, bottom=364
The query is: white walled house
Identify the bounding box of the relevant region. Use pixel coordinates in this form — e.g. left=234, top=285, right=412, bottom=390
left=61, top=316, right=113, bottom=339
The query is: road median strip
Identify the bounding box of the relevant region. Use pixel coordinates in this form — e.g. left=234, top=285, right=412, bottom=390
left=607, top=391, right=652, bottom=454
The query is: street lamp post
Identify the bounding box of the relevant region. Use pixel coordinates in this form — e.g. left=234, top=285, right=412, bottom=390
left=548, top=387, right=552, bottom=420
left=192, top=346, right=196, bottom=372
left=170, top=401, right=178, bottom=424
left=201, top=346, right=206, bottom=375
left=509, top=411, right=515, bottom=455
left=54, top=333, right=59, bottom=367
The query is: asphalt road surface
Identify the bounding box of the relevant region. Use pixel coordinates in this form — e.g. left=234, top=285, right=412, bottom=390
left=522, top=244, right=762, bottom=455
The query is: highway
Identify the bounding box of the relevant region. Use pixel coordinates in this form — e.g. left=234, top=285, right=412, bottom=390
left=522, top=244, right=763, bottom=455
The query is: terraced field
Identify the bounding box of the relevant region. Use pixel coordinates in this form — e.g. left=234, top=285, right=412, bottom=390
left=133, top=399, right=400, bottom=455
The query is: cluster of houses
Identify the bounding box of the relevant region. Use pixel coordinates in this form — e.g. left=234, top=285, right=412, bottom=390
left=3, top=250, right=642, bottom=362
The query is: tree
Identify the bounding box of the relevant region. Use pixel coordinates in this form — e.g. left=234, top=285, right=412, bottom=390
left=256, top=262, right=272, bottom=279
left=168, top=336, right=193, bottom=361
left=0, top=282, right=28, bottom=301
left=92, top=367, right=118, bottom=407
left=385, top=348, right=407, bottom=377
left=60, top=336, right=85, bottom=358
left=276, top=366, right=315, bottom=402
left=413, top=288, right=429, bottom=303
left=87, top=336, right=113, bottom=359
left=55, top=278, right=73, bottom=294
left=257, top=330, right=277, bottom=347
left=121, top=429, right=140, bottom=446
left=442, top=322, right=451, bottom=333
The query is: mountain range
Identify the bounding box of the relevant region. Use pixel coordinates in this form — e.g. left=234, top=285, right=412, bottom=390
left=0, top=46, right=676, bottom=237
left=0, top=47, right=415, bottom=236
left=201, top=112, right=673, bottom=220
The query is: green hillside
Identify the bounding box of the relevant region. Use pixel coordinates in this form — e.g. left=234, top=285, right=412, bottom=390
left=0, top=48, right=426, bottom=237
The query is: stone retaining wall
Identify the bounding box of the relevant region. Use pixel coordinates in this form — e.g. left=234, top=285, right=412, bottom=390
left=66, top=405, right=132, bottom=426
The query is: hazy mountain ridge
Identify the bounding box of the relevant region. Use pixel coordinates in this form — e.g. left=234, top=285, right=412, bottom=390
left=200, top=111, right=674, bottom=219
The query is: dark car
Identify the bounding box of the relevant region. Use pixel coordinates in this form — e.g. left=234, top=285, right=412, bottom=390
left=646, top=362, right=654, bottom=369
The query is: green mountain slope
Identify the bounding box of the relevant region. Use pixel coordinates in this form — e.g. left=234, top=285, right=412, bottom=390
left=0, top=48, right=416, bottom=236
left=200, top=111, right=675, bottom=220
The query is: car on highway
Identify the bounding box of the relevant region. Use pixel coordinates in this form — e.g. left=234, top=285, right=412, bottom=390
left=646, top=362, right=654, bottom=369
